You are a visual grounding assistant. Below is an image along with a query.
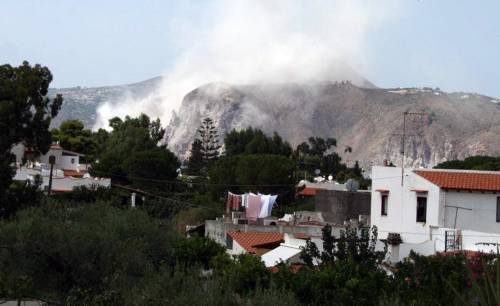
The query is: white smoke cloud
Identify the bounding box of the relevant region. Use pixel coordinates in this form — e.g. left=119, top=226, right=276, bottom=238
left=93, top=0, right=401, bottom=130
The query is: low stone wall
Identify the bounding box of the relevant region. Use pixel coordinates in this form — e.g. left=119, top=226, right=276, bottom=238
left=315, top=190, right=371, bottom=224
left=205, top=219, right=343, bottom=247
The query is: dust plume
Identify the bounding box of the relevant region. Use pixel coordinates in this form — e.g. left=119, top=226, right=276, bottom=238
left=94, top=0, right=400, bottom=130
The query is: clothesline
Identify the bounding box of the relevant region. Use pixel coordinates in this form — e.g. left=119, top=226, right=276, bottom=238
left=226, top=191, right=278, bottom=221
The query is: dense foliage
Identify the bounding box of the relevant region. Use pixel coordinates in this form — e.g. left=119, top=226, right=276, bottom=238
left=51, top=119, right=96, bottom=161
left=295, top=137, right=369, bottom=188
left=435, top=155, right=500, bottom=171
left=209, top=154, right=296, bottom=200
left=0, top=61, right=62, bottom=204
left=0, top=195, right=498, bottom=305
left=90, top=114, right=179, bottom=189
left=224, top=127, right=293, bottom=157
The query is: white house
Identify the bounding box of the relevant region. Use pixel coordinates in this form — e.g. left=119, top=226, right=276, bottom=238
left=11, top=143, right=109, bottom=193
left=225, top=231, right=284, bottom=256
left=371, top=166, right=500, bottom=256
left=12, top=143, right=85, bottom=172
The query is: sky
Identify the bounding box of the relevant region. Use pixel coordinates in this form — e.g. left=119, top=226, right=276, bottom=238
left=1, top=0, right=499, bottom=98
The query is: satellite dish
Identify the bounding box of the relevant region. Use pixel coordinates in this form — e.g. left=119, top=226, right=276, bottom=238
left=346, top=179, right=359, bottom=192
left=328, top=175, right=333, bottom=181
left=314, top=169, right=321, bottom=175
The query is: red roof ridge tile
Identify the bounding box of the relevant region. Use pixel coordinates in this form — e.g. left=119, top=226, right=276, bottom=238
left=415, top=169, right=500, bottom=192
left=415, top=168, right=500, bottom=175
left=227, top=231, right=284, bottom=253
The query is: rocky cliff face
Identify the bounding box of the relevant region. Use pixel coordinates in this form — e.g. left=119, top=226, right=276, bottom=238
left=165, top=82, right=500, bottom=169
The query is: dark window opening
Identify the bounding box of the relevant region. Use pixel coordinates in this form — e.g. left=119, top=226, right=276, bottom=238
left=416, top=197, right=427, bottom=223
left=496, top=197, right=500, bottom=222
left=381, top=194, right=388, bottom=216
left=226, top=235, right=233, bottom=249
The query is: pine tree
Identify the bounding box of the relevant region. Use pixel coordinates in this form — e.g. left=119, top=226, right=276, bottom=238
left=197, top=118, right=221, bottom=165
left=187, top=139, right=204, bottom=175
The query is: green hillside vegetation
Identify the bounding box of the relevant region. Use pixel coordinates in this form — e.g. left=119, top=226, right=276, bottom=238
left=435, top=156, right=500, bottom=171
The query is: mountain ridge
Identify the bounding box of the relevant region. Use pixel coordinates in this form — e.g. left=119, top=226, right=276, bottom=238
left=49, top=77, right=500, bottom=169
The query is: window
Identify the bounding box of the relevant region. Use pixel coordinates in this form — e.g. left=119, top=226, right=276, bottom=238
left=226, top=235, right=233, bottom=249
left=381, top=194, right=388, bottom=216
left=416, top=196, right=427, bottom=223
left=496, top=197, right=500, bottom=222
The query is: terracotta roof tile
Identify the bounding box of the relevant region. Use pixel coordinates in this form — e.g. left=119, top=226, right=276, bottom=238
left=63, top=170, right=86, bottom=177
left=415, top=169, right=500, bottom=192
left=293, top=232, right=311, bottom=239
left=227, top=231, right=284, bottom=253
left=297, top=187, right=324, bottom=196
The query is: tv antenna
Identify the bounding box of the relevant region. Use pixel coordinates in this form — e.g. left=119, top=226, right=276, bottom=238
left=392, top=111, right=427, bottom=186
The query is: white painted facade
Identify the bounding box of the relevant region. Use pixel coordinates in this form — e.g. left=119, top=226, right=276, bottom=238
left=226, top=239, right=248, bottom=256
left=371, top=166, right=441, bottom=243
left=371, top=166, right=500, bottom=254
left=13, top=167, right=111, bottom=192
left=12, top=143, right=82, bottom=171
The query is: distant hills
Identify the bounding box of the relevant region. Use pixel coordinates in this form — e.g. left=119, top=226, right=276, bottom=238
left=49, top=77, right=500, bottom=169
left=48, top=77, right=162, bottom=128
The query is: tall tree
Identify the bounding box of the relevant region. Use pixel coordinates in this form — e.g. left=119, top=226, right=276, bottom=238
left=0, top=61, right=62, bottom=201
left=197, top=118, right=221, bottom=163
left=295, top=137, right=345, bottom=177
left=51, top=119, right=96, bottom=160
left=224, top=127, right=292, bottom=157
left=186, top=139, right=204, bottom=175
left=90, top=114, right=179, bottom=189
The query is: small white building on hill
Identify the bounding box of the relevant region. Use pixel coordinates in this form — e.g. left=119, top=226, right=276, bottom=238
left=371, top=166, right=500, bottom=256
left=11, top=143, right=110, bottom=193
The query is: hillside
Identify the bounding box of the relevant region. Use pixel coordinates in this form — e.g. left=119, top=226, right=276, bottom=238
left=48, top=77, right=500, bottom=169
left=166, top=82, right=500, bottom=168
left=48, top=77, right=162, bottom=128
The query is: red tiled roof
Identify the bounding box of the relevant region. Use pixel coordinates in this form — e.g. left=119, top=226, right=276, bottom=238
left=227, top=231, right=284, bottom=253
left=297, top=220, right=324, bottom=227
left=51, top=188, right=73, bottom=193
left=437, top=250, right=488, bottom=259
left=293, top=232, right=311, bottom=239
left=63, top=170, right=86, bottom=177
left=297, top=187, right=324, bottom=196
left=415, top=169, right=500, bottom=192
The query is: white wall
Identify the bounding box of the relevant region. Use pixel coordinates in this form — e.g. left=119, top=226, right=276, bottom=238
left=371, top=166, right=442, bottom=244
left=39, top=148, right=63, bottom=167
left=11, top=143, right=25, bottom=164
left=443, top=191, right=500, bottom=234
left=227, top=239, right=247, bottom=255
left=60, top=155, right=79, bottom=171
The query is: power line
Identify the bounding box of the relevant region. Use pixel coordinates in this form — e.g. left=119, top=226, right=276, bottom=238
left=112, top=183, right=221, bottom=213
left=91, top=169, right=297, bottom=188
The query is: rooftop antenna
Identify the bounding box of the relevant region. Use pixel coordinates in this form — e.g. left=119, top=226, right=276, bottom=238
left=393, top=111, right=427, bottom=186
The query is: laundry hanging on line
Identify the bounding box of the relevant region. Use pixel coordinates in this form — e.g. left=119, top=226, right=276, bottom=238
left=226, top=192, right=242, bottom=214
left=226, top=191, right=278, bottom=220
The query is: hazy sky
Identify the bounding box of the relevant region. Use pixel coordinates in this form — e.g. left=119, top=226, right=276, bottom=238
left=1, top=0, right=499, bottom=97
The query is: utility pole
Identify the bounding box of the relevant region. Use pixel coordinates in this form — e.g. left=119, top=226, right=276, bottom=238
left=394, top=111, right=426, bottom=186
left=48, top=155, right=55, bottom=196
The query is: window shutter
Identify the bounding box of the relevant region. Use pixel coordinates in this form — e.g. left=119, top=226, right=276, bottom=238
left=496, top=197, right=500, bottom=222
